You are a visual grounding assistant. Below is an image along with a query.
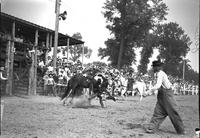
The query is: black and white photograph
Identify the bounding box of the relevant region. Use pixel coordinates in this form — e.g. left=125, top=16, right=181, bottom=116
left=0, top=0, right=199, bottom=137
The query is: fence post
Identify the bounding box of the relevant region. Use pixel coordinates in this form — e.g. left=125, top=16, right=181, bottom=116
left=1, top=100, right=4, bottom=135
left=183, top=84, right=186, bottom=95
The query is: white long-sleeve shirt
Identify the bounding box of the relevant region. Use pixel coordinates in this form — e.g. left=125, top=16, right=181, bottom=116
left=151, top=70, right=172, bottom=91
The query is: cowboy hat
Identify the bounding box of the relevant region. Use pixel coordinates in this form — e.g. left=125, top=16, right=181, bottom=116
left=152, top=59, right=164, bottom=67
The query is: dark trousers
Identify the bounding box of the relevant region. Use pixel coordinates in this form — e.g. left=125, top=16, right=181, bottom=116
left=46, top=85, right=56, bottom=96
left=150, top=87, right=185, bottom=134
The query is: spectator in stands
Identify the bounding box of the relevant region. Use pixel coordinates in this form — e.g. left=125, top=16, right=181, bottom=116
left=173, top=80, right=179, bottom=95
left=46, top=73, right=56, bottom=96
left=43, top=73, right=49, bottom=96
left=144, top=59, right=185, bottom=135
left=46, top=56, right=52, bottom=65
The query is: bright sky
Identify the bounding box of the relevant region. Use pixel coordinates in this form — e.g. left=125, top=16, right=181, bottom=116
left=1, top=0, right=199, bottom=72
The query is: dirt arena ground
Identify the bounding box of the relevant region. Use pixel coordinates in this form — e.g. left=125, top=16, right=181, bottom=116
left=1, top=94, right=199, bottom=138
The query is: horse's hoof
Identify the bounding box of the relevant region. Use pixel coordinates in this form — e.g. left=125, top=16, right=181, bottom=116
left=62, top=102, right=66, bottom=106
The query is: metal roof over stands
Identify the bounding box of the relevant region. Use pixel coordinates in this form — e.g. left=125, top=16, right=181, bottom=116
left=1, top=12, right=84, bottom=46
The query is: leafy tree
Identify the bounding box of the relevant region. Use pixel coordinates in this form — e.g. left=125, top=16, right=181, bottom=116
left=155, top=22, right=191, bottom=76
left=138, top=22, right=192, bottom=75
left=185, top=68, right=199, bottom=85
left=138, top=33, right=158, bottom=74
left=63, top=32, right=92, bottom=62
left=177, top=59, right=199, bottom=85
left=99, top=0, right=168, bottom=69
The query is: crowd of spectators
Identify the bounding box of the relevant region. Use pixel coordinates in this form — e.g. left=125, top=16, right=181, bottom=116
left=38, top=56, right=199, bottom=96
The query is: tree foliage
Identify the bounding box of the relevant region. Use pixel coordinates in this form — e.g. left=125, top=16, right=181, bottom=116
left=137, top=33, right=158, bottom=74
left=175, top=60, right=199, bottom=85
left=99, top=0, right=168, bottom=69
left=155, top=22, right=191, bottom=76
left=184, top=66, right=199, bottom=85
left=138, top=22, right=192, bottom=75
left=63, top=32, right=92, bottom=62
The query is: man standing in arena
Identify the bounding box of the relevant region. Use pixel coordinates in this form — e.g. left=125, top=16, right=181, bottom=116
left=144, top=59, right=185, bottom=135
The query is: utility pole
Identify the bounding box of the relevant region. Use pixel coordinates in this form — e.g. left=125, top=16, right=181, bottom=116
left=82, top=44, right=84, bottom=66
left=182, top=59, right=186, bottom=95
left=53, top=0, right=61, bottom=72
left=182, top=59, right=185, bottom=81
left=67, top=38, right=69, bottom=62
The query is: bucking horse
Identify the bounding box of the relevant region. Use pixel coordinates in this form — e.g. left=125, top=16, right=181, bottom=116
left=60, top=71, right=116, bottom=108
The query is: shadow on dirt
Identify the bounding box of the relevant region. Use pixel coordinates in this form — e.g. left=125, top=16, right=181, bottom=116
left=117, top=120, right=144, bottom=129
left=122, top=123, right=178, bottom=136
left=124, top=123, right=143, bottom=129
left=71, top=105, right=100, bottom=109
left=159, top=129, right=177, bottom=135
